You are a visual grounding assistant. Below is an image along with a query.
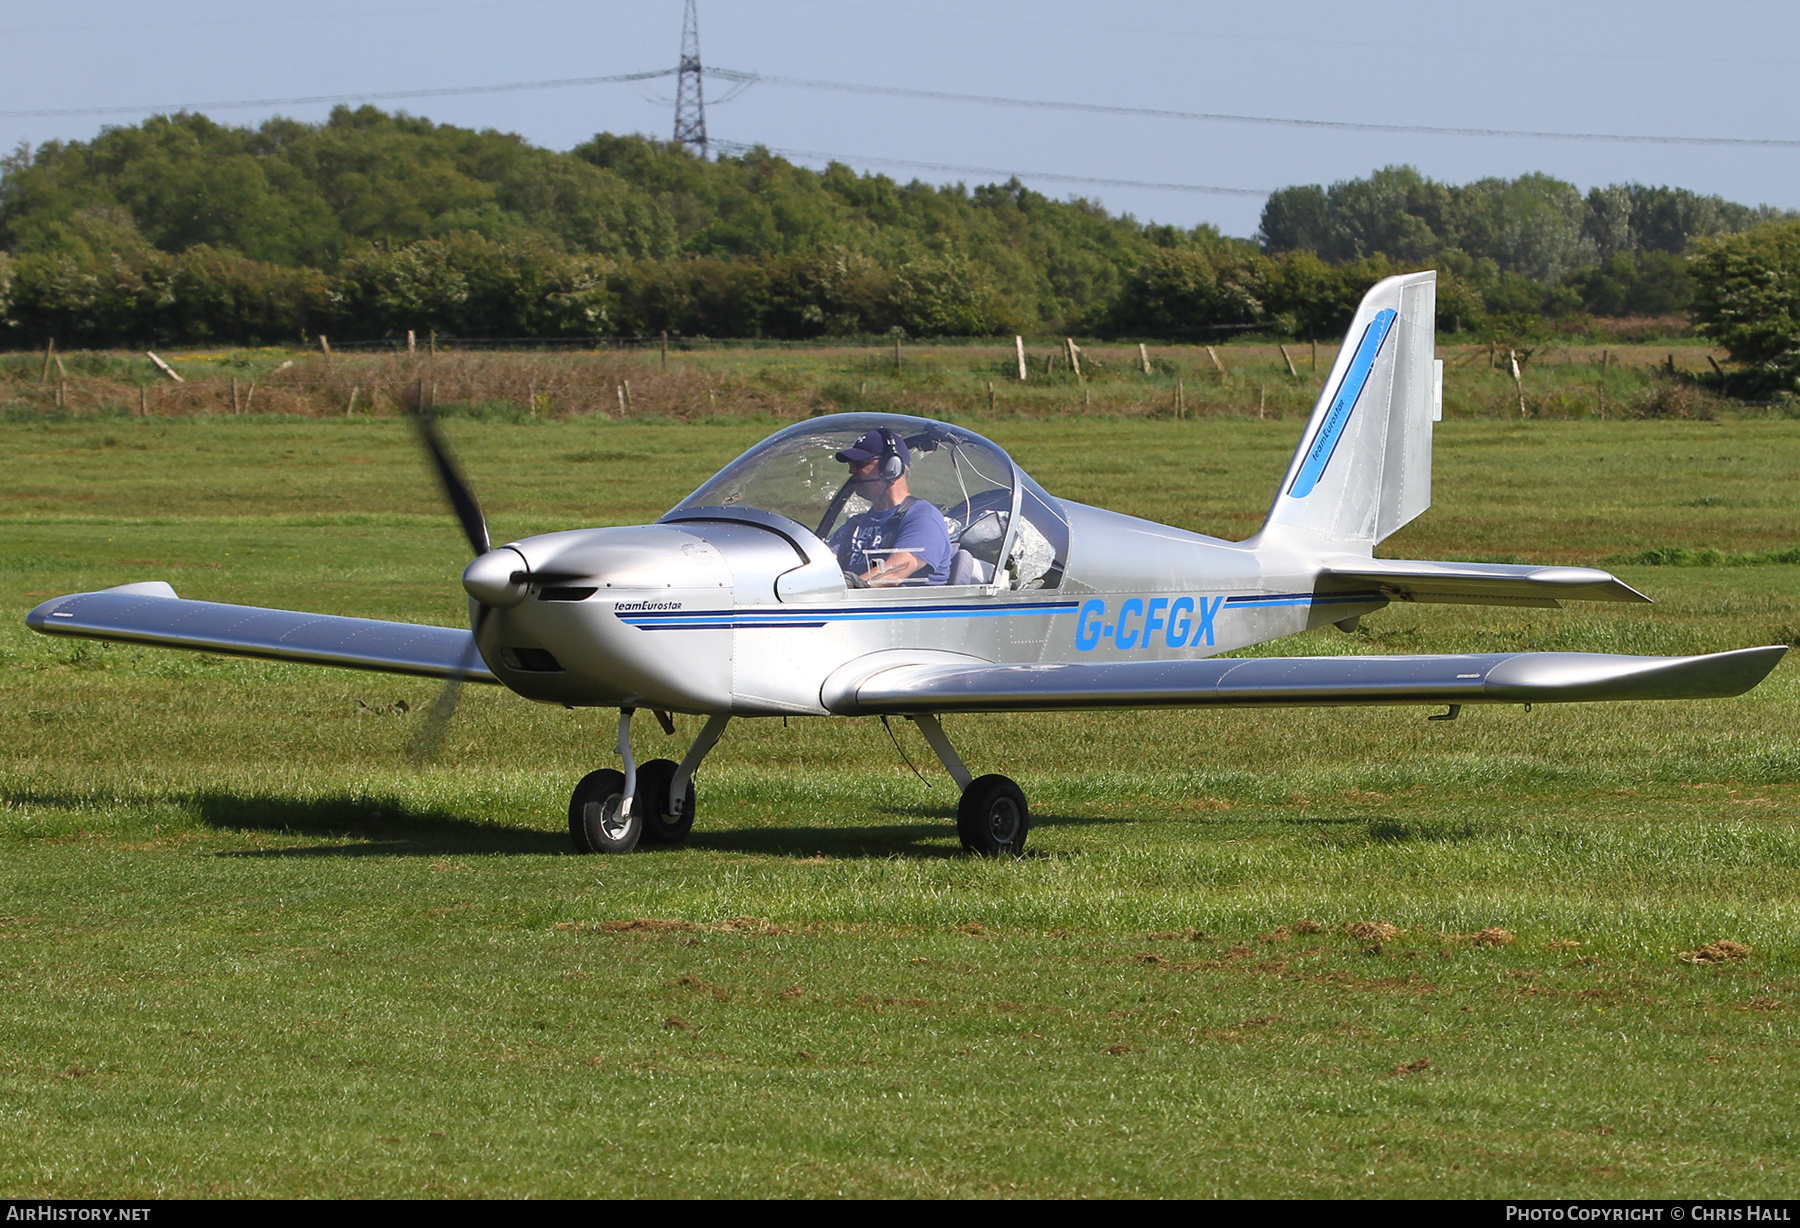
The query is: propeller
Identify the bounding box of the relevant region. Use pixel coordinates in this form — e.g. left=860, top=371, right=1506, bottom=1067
left=410, top=405, right=491, bottom=557
left=403, top=405, right=498, bottom=763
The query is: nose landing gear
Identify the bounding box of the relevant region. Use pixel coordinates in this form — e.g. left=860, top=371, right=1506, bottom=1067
left=568, top=709, right=730, bottom=854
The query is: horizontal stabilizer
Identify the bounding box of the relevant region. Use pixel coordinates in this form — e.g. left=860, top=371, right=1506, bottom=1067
left=830, top=646, right=1784, bottom=715
left=27, top=585, right=495, bottom=683
left=1319, top=558, right=1648, bottom=608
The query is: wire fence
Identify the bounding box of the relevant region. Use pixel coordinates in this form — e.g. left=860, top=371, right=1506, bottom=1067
left=318, top=324, right=1273, bottom=354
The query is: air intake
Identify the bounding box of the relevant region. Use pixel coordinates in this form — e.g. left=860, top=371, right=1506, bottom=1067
left=503, top=647, right=563, bottom=672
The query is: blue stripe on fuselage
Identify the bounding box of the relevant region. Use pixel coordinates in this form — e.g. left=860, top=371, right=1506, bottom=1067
left=617, top=598, right=1079, bottom=630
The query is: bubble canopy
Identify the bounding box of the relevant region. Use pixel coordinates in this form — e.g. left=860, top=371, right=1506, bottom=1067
left=664, top=413, right=1070, bottom=590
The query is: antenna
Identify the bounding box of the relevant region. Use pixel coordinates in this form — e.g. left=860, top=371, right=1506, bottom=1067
left=673, top=0, right=707, bottom=156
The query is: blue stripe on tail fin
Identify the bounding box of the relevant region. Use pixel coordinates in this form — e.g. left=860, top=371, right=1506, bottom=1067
left=1289, top=308, right=1396, bottom=498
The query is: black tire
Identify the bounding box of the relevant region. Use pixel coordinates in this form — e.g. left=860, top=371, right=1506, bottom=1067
left=568, top=768, right=641, bottom=854
left=957, top=774, right=1029, bottom=857
left=633, top=758, right=696, bottom=846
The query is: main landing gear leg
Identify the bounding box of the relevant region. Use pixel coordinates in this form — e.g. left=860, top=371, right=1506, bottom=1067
left=910, top=713, right=1029, bottom=858
left=568, top=707, right=644, bottom=855
left=637, top=714, right=729, bottom=847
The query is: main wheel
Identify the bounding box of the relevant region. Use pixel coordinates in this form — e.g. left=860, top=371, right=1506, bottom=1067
left=632, top=758, right=696, bottom=845
left=957, top=774, right=1029, bottom=857
left=568, top=768, right=641, bottom=854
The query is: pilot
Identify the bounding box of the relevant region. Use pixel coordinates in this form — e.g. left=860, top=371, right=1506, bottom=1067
left=828, top=428, right=954, bottom=587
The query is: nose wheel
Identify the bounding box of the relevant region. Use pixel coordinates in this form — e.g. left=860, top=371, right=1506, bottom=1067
left=569, top=768, right=640, bottom=854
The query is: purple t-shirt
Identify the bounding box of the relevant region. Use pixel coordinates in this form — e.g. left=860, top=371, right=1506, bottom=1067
left=830, top=499, right=954, bottom=584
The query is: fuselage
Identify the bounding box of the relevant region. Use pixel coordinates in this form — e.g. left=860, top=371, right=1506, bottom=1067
left=474, top=501, right=1386, bottom=716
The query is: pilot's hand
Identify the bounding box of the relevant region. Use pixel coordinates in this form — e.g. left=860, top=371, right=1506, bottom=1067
left=842, top=570, right=870, bottom=589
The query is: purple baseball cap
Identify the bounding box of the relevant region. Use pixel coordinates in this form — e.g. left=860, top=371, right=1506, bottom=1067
left=835, top=430, right=909, bottom=467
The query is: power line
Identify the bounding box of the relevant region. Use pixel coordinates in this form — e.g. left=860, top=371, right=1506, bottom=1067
left=5, top=62, right=1796, bottom=150
left=709, top=140, right=1267, bottom=196
left=0, top=0, right=604, bottom=38
left=757, top=0, right=1800, bottom=73
left=0, top=70, right=674, bottom=120
left=704, top=68, right=1800, bottom=150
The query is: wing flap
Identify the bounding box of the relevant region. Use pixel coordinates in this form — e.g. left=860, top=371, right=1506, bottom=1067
left=27, top=585, right=495, bottom=683
left=834, top=647, right=1784, bottom=714
left=1319, top=559, right=1649, bottom=606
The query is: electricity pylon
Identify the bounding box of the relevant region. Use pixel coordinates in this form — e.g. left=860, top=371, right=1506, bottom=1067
left=672, top=0, right=707, bottom=156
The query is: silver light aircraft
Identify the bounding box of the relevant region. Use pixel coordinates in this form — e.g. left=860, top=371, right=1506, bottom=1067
left=27, top=271, right=1786, bottom=856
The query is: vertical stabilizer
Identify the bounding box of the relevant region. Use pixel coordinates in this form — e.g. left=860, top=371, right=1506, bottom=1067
left=1259, top=271, right=1439, bottom=552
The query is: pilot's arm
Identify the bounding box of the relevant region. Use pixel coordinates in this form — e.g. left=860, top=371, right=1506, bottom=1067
left=864, top=551, right=925, bottom=586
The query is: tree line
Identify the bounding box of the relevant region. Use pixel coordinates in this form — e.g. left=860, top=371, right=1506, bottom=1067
left=0, top=106, right=1792, bottom=354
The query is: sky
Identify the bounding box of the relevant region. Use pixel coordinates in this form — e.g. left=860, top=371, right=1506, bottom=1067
left=2, top=0, right=1796, bottom=240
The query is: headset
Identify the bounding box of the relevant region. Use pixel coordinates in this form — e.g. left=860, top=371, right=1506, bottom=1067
left=874, top=428, right=907, bottom=481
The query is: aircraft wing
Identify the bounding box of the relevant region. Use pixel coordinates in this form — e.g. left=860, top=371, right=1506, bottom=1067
left=26, top=582, right=496, bottom=683
left=827, top=646, right=1784, bottom=715
left=1318, top=559, right=1648, bottom=608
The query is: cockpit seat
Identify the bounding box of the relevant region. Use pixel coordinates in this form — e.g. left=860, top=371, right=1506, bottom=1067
left=947, top=548, right=981, bottom=587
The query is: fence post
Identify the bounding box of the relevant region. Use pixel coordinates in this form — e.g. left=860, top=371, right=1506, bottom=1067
left=987, top=381, right=995, bottom=412
left=1015, top=335, right=1027, bottom=382
left=661, top=331, right=669, bottom=367
left=147, top=352, right=184, bottom=383
left=1205, top=346, right=1226, bottom=376
left=41, top=338, right=54, bottom=386
left=1139, top=342, right=1151, bottom=375
left=318, top=335, right=331, bottom=355
left=894, top=336, right=902, bottom=373
left=1176, top=379, right=1184, bottom=419
left=1278, top=344, right=1297, bottom=378
left=407, top=330, right=416, bottom=353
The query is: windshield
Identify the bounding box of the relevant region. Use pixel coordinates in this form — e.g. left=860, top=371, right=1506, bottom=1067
left=671, top=412, right=1015, bottom=545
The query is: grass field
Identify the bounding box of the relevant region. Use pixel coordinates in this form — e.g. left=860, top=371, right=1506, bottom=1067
left=4, top=413, right=1800, bottom=1197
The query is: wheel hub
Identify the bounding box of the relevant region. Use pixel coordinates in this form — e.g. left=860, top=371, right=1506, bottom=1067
left=986, top=796, right=1020, bottom=843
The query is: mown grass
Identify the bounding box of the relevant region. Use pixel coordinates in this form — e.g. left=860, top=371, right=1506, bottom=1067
left=3, top=416, right=1799, bottom=1197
